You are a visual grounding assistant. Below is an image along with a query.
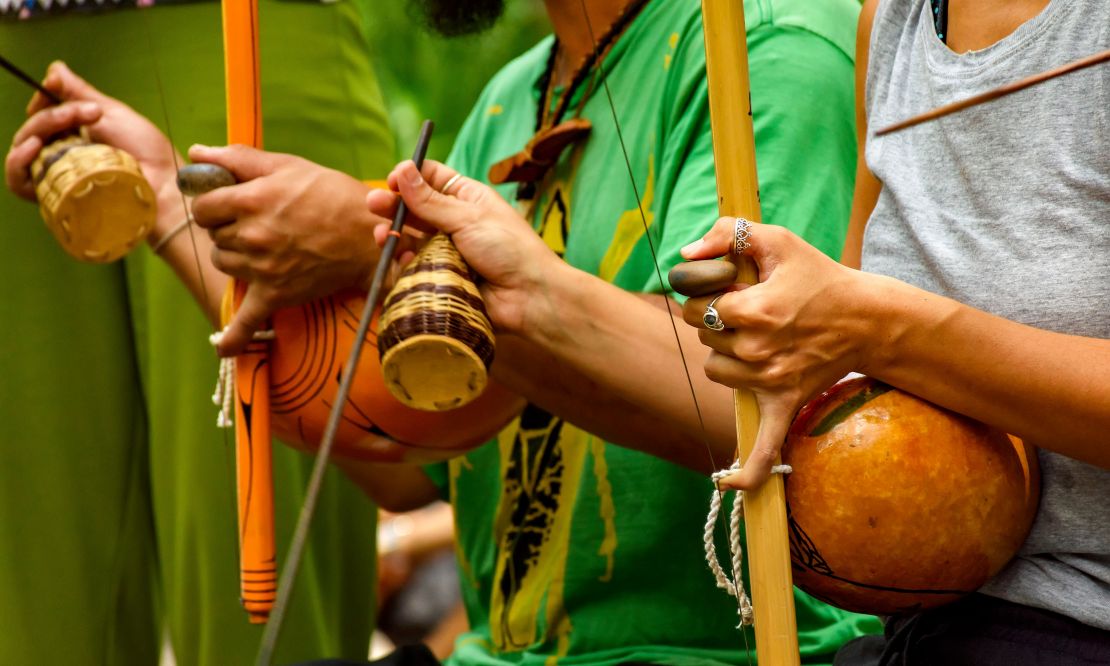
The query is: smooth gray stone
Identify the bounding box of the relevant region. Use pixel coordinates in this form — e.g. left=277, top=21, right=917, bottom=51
left=668, top=260, right=738, bottom=297
left=177, top=163, right=236, bottom=197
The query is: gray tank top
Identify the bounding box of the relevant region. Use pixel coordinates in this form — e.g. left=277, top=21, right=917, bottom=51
left=863, top=0, right=1110, bottom=629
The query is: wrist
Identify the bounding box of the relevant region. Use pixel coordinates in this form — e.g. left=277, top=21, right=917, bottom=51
left=511, top=254, right=576, bottom=339
left=856, top=273, right=959, bottom=378
left=145, top=180, right=188, bottom=249
left=853, top=272, right=902, bottom=376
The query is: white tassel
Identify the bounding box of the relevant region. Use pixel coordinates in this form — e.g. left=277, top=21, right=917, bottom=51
left=704, top=460, right=792, bottom=628
left=207, top=328, right=276, bottom=429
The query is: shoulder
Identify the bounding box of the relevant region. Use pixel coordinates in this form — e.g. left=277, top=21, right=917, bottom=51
left=467, top=35, right=553, bottom=111
left=744, top=0, right=861, bottom=61
left=628, top=0, right=707, bottom=75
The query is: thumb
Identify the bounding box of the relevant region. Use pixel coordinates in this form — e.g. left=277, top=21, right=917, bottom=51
left=716, top=398, right=793, bottom=491
left=394, top=161, right=473, bottom=236
left=217, top=286, right=274, bottom=357
left=188, top=144, right=296, bottom=183
left=681, top=216, right=740, bottom=260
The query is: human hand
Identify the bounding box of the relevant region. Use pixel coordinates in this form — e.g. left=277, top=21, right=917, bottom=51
left=189, top=144, right=380, bottom=356
left=5, top=61, right=178, bottom=203
left=366, top=160, right=563, bottom=334
left=679, top=218, right=879, bottom=490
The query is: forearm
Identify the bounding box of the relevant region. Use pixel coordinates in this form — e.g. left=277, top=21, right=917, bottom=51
left=333, top=457, right=442, bottom=512
left=495, top=264, right=736, bottom=472
left=863, top=274, right=1110, bottom=468
left=378, top=502, right=455, bottom=561
left=150, top=181, right=227, bottom=326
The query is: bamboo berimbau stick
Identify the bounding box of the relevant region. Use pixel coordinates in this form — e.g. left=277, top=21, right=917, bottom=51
left=701, top=1, right=800, bottom=664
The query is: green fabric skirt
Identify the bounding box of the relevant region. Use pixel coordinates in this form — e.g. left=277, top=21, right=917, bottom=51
left=0, top=2, right=394, bottom=663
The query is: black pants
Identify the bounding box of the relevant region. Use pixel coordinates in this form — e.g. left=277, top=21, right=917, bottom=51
left=835, top=594, right=1110, bottom=666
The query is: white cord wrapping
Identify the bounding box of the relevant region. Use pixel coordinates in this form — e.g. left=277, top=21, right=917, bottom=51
left=704, top=460, right=792, bottom=628
left=208, top=328, right=276, bottom=428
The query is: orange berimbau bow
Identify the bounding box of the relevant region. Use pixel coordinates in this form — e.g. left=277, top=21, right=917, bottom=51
left=220, top=0, right=277, bottom=626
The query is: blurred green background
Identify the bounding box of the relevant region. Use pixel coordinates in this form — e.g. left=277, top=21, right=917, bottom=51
left=367, top=0, right=549, bottom=161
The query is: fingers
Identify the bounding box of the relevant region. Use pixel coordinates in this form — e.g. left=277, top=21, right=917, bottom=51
left=680, top=216, right=745, bottom=260
left=716, top=398, right=795, bottom=491
left=24, top=62, right=107, bottom=115
left=188, top=144, right=297, bottom=183
left=680, top=285, right=755, bottom=330
left=366, top=187, right=401, bottom=221
left=6, top=99, right=102, bottom=200
left=680, top=218, right=797, bottom=278
left=215, top=285, right=276, bottom=357
left=45, top=61, right=110, bottom=105
left=209, top=245, right=250, bottom=278
left=5, top=135, right=43, bottom=200
left=208, top=221, right=256, bottom=254
left=391, top=161, right=475, bottom=236
left=12, top=100, right=102, bottom=147
left=190, top=178, right=261, bottom=231
left=387, top=159, right=459, bottom=196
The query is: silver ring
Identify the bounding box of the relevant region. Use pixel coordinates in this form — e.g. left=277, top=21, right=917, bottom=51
left=440, top=173, right=463, bottom=195
left=732, top=217, right=753, bottom=255
left=703, top=295, right=726, bottom=331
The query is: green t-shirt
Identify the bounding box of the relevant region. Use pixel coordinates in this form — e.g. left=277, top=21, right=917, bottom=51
left=432, top=1, right=878, bottom=664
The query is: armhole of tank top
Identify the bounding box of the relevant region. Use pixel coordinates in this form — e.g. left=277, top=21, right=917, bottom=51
left=930, top=0, right=949, bottom=43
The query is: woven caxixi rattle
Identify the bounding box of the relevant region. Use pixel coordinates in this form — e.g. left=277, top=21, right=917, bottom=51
left=31, top=131, right=155, bottom=262
left=377, top=232, right=496, bottom=411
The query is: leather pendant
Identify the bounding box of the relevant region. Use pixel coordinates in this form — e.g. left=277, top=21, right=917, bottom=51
left=488, top=118, right=592, bottom=196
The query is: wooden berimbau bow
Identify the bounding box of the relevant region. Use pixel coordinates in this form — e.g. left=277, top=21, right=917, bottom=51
left=699, top=1, right=800, bottom=663
left=575, top=0, right=800, bottom=660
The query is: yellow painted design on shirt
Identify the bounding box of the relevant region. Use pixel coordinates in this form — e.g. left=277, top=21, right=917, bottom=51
left=543, top=630, right=572, bottom=666
left=450, top=455, right=482, bottom=591
left=598, top=154, right=655, bottom=282
left=664, top=32, right=680, bottom=70
left=488, top=104, right=504, bottom=116
left=539, top=186, right=570, bottom=257
left=489, top=409, right=588, bottom=651
left=588, top=435, right=618, bottom=582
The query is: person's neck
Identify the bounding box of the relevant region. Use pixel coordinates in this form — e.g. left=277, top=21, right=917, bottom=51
left=946, top=0, right=1050, bottom=53
left=544, top=0, right=630, bottom=85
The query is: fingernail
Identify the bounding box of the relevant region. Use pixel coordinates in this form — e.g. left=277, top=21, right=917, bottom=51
left=188, top=144, right=216, bottom=160
left=716, top=475, right=742, bottom=491
left=78, top=101, right=98, bottom=114
left=681, top=238, right=704, bottom=255
left=406, top=163, right=423, bottom=188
